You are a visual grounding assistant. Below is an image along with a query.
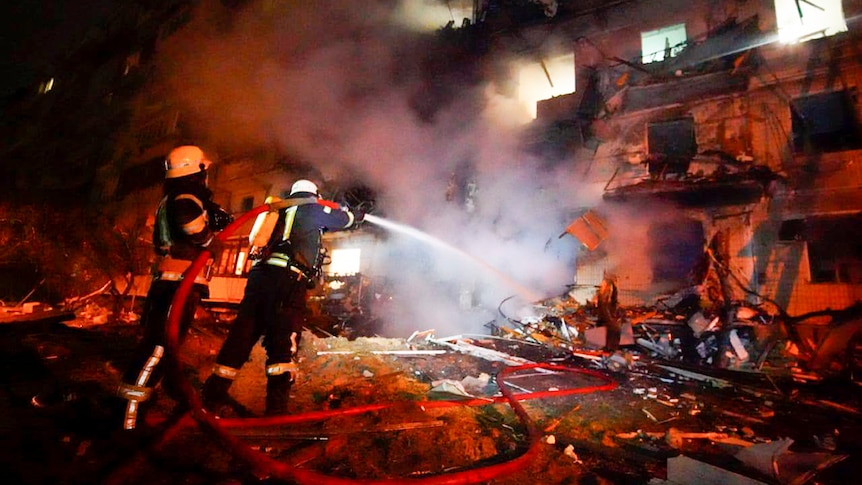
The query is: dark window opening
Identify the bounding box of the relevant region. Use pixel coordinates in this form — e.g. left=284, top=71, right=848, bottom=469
left=778, top=219, right=805, bottom=241
left=240, top=196, right=254, bottom=212
left=792, top=90, right=861, bottom=153
left=785, top=214, right=862, bottom=283
left=647, top=118, right=697, bottom=178
left=648, top=219, right=705, bottom=284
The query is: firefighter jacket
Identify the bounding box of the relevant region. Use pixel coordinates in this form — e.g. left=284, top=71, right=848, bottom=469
left=266, top=192, right=354, bottom=275
left=153, top=181, right=227, bottom=262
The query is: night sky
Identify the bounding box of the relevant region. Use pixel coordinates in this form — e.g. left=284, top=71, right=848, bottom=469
left=0, top=1, right=113, bottom=98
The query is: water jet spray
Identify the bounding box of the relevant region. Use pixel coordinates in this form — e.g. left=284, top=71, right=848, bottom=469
left=363, top=213, right=543, bottom=303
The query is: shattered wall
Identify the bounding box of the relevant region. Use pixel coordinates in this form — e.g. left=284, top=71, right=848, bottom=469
left=530, top=0, right=862, bottom=315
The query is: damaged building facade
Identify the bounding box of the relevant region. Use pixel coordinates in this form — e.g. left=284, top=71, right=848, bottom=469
left=491, top=0, right=862, bottom=321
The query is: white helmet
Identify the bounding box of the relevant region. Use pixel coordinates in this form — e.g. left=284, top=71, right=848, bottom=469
left=165, top=145, right=211, bottom=179
left=290, top=179, right=319, bottom=196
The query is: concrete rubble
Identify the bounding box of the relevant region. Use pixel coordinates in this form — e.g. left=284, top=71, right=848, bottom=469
left=1, top=284, right=858, bottom=484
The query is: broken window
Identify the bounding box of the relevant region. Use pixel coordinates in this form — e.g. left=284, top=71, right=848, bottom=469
left=647, top=118, right=697, bottom=178
left=781, top=214, right=862, bottom=283
left=775, top=0, right=848, bottom=43
left=641, top=23, right=687, bottom=63
left=791, top=90, right=861, bottom=153
left=517, top=52, right=576, bottom=119
left=648, top=219, right=705, bottom=285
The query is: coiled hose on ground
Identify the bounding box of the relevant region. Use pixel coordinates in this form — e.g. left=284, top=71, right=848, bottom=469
left=108, top=204, right=618, bottom=484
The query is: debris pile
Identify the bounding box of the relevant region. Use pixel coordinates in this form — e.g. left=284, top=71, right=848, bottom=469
left=490, top=283, right=861, bottom=386
left=0, top=288, right=858, bottom=484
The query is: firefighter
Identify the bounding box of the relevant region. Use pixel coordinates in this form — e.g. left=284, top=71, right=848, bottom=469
left=115, top=145, right=232, bottom=430
left=201, top=179, right=363, bottom=416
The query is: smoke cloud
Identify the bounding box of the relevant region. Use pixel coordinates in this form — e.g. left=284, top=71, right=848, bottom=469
left=157, top=0, right=602, bottom=336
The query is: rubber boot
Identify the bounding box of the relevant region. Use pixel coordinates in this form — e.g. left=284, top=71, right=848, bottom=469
left=115, top=394, right=151, bottom=431
left=265, top=374, right=292, bottom=416
left=201, top=375, right=233, bottom=412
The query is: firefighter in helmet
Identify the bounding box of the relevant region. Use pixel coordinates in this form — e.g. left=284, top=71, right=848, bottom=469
left=115, top=145, right=232, bottom=430
left=201, top=179, right=362, bottom=416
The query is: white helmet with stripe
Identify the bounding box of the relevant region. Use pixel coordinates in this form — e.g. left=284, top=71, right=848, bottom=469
left=290, top=179, right=319, bottom=196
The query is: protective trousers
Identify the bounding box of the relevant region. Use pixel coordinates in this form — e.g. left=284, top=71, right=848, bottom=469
left=202, top=263, right=306, bottom=415
left=117, top=279, right=204, bottom=429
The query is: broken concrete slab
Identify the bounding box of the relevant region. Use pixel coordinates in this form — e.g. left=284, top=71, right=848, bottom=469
left=651, top=454, right=769, bottom=485
left=735, top=438, right=849, bottom=485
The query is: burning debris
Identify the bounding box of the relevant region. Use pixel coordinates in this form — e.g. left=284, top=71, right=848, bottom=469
left=491, top=279, right=861, bottom=385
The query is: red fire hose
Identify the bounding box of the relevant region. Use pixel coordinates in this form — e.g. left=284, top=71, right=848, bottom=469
left=160, top=204, right=618, bottom=484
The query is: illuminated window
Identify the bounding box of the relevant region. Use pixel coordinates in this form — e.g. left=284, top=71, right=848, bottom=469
left=641, top=24, right=687, bottom=63
left=518, top=53, right=575, bottom=119
left=775, top=0, right=847, bottom=43
left=394, top=0, right=473, bottom=31
left=38, top=78, right=54, bottom=94
left=328, top=248, right=361, bottom=275
left=234, top=251, right=247, bottom=276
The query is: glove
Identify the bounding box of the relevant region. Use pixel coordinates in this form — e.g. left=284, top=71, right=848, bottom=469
left=352, top=209, right=365, bottom=224
left=208, top=205, right=234, bottom=232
